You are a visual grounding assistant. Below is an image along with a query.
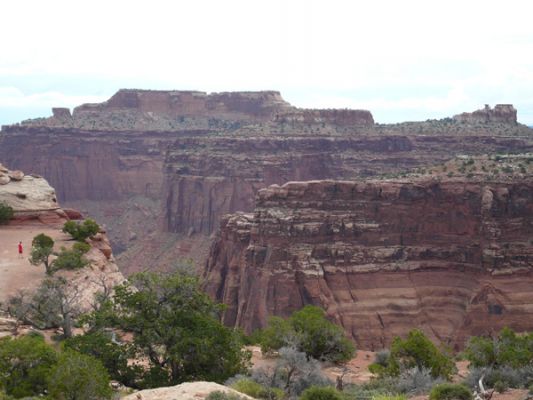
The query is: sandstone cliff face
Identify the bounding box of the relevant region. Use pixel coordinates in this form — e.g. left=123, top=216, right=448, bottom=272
left=163, top=134, right=532, bottom=238
left=454, top=104, right=517, bottom=124
left=203, top=175, right=533, bottom=350
left=1, top=91, right=532, bottom=273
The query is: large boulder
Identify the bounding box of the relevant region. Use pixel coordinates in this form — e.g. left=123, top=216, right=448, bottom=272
left=122, top=382, right=254, bottom=400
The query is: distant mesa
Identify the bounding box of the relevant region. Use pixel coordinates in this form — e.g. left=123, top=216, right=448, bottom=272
left=14, top=89, right=374, bottom=130
left=52, top=107, right=72, bottom=119
left=453, top=104, right=517, bottom=124
left=72, top=89, right=375, bottom=126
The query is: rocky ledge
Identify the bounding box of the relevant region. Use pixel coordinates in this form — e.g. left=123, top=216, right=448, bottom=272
left=454, top=104, right=517, bottom=124
left=0, top=163, right=125, bottom=316
left=203, top=172, right=533, bottom=350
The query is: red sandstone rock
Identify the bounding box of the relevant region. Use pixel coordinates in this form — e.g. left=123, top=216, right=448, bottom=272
left=52, top=107, right=72, bottom=119
left=454, top=104, right=517, bottom=124
left=203, top=177, right=533, bottom=350
left=63, top=208, right=83, bottom=220
left=0, top=92, right=531, bottom=274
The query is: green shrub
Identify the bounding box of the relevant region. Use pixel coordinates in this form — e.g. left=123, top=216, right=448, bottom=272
left=63, top=219, right=100, bottom=241
left=394, top=367, right=445, bottom=395
left=73, top=241, right=91, bottom=254
left=299, top=386, right=342, bottom=400
left=86, top=270, right=250, bottom=387
left=206, top=391, right=246, bottom=400
left=63, top=332, right=142, bottom=389
left=464, top=327, right=533, bottom=368
left=465, top=365, right=533, bottom=390
left=387, top=330, right=455, bottom=379
left=429, top=383, right=472, bottom=400
left=0, top=335, right=57, bottom=398
left=230, top=378, right=284, bottom=400
left=53, top=247, right=89, bottom=270
left=369, top=363, right=386, bottom=375
left=47, top=350, right=112, bottom=400
left=342, top=383, right=394, bottom=400
left=29, top=234, right=55, bottom=275
left=231, top=378, right=264, bottom=398
left=250, top=346, right=330, bottom=397
left=257, top=305, right=355, bottom=363
left=0, top=202, right=13, bottom=224
left=32, top=233, right=54, bottom=249
left=493, top=380, right=507, bottom=393
left=0, top=392, right=15, bottom=400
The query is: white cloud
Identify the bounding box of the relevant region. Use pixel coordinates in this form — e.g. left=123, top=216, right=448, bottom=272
left=0, top=87, right=105, bottom=109
left=1, top=0, right=533, bottom=124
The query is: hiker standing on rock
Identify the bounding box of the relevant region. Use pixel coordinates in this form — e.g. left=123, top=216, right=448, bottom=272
left=18, top=241, right=23, bottom=259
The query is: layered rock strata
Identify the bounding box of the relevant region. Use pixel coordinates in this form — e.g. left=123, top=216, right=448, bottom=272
left=203, top=176, right=533, bottom=349
left=454, top=104, right=517, bottom=124
left=1, top=91, right=532, bottom=273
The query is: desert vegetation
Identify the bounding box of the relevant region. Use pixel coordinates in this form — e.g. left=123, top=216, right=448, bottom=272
left=0, top=334, right=111, bottom=399
left=5, top=252, right=533, bottom=399
left=0, top=202, right=13, bottom=224
left=254, top=305, right=355, bottom=363
left=62, top=218, right=100, bottom=242
left=29, top=233, right=89, bottom=275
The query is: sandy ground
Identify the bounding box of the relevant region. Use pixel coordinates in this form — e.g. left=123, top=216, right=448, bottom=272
left=0, top=223, right=71, bottom=305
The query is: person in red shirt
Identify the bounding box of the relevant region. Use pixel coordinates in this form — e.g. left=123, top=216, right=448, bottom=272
left=18, top=241, right=23, bottom=259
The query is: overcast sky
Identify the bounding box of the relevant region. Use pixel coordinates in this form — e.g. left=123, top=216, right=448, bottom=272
left=1, top=0, right=533, bottom=125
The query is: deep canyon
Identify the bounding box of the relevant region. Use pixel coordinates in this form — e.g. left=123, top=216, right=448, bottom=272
left=1, top=90, right=532, bottom=347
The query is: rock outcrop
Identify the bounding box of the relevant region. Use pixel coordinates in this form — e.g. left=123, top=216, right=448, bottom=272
left=204, top=170, right=533, bottom=350
left=454, top=104, right=517, bottom=124
left=1, top=91, right=531, bottom=273
left=122, top=381, right=254, bottom=400
left=0, top=164, right=125, bottom=315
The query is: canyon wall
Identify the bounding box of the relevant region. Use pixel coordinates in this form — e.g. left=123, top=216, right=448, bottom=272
left=203, top=175, right=533, bottom=350
left=1, top=91, right=531, bottom=273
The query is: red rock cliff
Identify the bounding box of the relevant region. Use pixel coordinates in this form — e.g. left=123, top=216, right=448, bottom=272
left=1, top=92, right=531, bottom=274
left=203, top=176, right=533, bottom=350
left=454, top=104, right=517, bottom=124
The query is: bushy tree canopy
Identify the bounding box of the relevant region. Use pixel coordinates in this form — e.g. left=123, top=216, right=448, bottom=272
left=63, top=218, right=100, bottom=241
left=64, top=332, right=142, bottom=388
left=464, top=327, right=533, bottom=368
left=0, top=202, right=13, bottom=225
left=85, top=270, right=250, bottom=388
left=8, top=277, right=81, bottom=338
left=371, top=330, right=455, bottom=379
left=0, top=335, right=57, bottom=398
left=53, top=246, right=89, bottom=271
left=257, top=305, right=355, bottom=363
left=29, top=234, right=55, bottom=275
left=47, top=350, right=112, bottom=400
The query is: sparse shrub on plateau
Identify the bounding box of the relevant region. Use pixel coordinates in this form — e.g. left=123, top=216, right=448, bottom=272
left=255, top=305, right=355, bottom=363
left=0, top=201, right=13, bottom=224
left=299, top=386, right=343, bottom=400
left=372, top=329, right=455, bottom=379
left=429, top=383, right=472, bottom=400
left=62, top=218, right=100, bottom=241
left=206, top=391, right=247, bottom=400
